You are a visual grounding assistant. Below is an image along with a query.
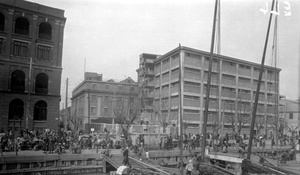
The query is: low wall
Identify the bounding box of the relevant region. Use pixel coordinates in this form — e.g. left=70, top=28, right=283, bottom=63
left=0, top=153, right=105, bottom=175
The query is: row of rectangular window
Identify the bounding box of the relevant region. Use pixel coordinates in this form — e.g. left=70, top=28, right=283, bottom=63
left=2, top=40, right=51, bottom=60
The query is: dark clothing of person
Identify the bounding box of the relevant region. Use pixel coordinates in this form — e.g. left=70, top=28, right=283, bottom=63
left=123, top=148, right=129, bottom=165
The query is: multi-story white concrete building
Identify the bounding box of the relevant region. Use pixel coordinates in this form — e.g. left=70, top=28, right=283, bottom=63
left=138, top=46, right=280, bottom=135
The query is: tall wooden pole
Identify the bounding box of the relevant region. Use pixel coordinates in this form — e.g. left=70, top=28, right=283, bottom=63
left=247, top=0, right=275, bottom=160
left=201, top=0, right=219, bottom=161
left=65, top=78, right=69, bottom=129
left=178, top=44, right=184, bottom=175
left=26, top=57, right=32, bottom=129
left=87, top=89, right=91, bottom=133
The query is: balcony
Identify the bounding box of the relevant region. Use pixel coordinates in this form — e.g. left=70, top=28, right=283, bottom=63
left=144, top=58, right=154, bottom=64
left=184, top=85, right=200, bottom=94
left=171, top=57, right=179, bottom=68
left=222, top=90, right=236, bottom=99
left=15, top=28, right=29, bottom=36
left=144, top=81, right=154, bottom=88
left=222, top=76, right=236, bottom=87
left=171, top=71, right=179, bottom=81
left=144, top=70, right=154, bottom=77
left=239, top=93, right=251, bottom=101
left=222, top=63, right=236, bottom=74
left=183, top=112, right=200, bottom=121
left=185, top=71, right=201, bottom=81
left=184, top=56, right=201, bottom=67
left=35, top=87, right=48, bottom=94
left=171, top=85, right=179, bottom=94
left=203, top=88, right=219, bottom=97
left=162, top=63, right=170, bottom=72
left=238, top=67, right=251, bottom=77
left=38, top=33, right=52, bottom=40
left=183, top=99, right=200, bottom=108
left=162, top=88, right=169, bottom=96
left=258, top=94, right=265, bottom=102
left=10, top=85, right=25, bottom=92
left=161, top=75, right=169, bottom=84
left=171, top=98, right=179, bottom=108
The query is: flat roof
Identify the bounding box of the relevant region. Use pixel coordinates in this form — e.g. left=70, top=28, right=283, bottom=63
left=154, top=46, right=281, bottom=72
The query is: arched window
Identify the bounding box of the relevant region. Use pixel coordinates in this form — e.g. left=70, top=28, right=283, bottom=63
left=11, top=70, right=25, bottom=92
left=0, top=12, right=4, bottom=31
left=38, top=22, right=52, bottom=40
left=35, top=73, right=48, bottom=94
left=8, top=99, right=24, bottom=120
left=15, top=17, right=29, bottom=35
left=34, top=100, right=47, bottom=121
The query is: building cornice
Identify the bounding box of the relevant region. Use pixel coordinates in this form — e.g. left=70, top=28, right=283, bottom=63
left=154, top=46, right=281, bottom=72
left=71, top=89, right=139, bottom=100
left=0, top=90, right=61, bottom=98
left=0, top=59, right=63, bottom=71
left=0, top=0, right=66, bottom=21
left=72, top=80, right=138, bottom=93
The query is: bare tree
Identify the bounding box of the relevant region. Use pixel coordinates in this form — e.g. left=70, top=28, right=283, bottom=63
left=152, top=97, right=176, bottom=133
left=287, top=126, right=298, bottom=138
left=224, top=98, right=250, bottom=136
left=255, top=117, right=264, bottom=136
left=112, top=97, right=140, bottom=140
left=224, top=101, right=237, bottom=135
left=236, top=98, right=250, bottom=136
left=70, top=116, right=82, bottom=132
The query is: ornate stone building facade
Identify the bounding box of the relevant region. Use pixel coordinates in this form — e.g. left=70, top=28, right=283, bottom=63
left=0, top=0, right=66, bottom=131
left=71, top=73, right=139, bottom=132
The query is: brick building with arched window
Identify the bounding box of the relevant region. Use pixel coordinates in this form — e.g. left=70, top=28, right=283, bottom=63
left=0, top=0, right=66, bottom=131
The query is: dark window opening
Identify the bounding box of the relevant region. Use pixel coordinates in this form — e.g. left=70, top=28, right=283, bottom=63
left=34, top=100, right=47, bottom=121
left=37, top=45, right=51, bottom=60
left=38, top=22, right=52, bottom=40
left=15, top=17, right=29, bottom=35
left=0, top=12, right=4, bottom=31
left=11, top=70, right=25, bottom=92
left=13, top=41, right=28, bottom=57
left=8, top=99, right=24, bottom=120
left=35, top=73, right=48, bottom=94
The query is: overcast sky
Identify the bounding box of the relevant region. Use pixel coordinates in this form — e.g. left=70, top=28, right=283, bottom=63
left=27, top=0, right=300, bottom=108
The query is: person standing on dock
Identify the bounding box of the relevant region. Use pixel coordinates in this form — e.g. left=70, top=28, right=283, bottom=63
left=123, top=146, right=129, bottom=166
left=185, top=159, right=194, bottom=175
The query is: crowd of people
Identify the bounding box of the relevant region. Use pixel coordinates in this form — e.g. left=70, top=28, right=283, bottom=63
left=0, top=127, right=125, bottom=156
left=1, top=127, right=299, bottom=163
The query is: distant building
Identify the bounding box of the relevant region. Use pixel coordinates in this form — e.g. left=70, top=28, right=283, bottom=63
left=71, top=72, right=139, bottom=132
left=0, top=0, right=66, bottom=131
left=137, top=46, right=281, bottom=135
left=279, top=97, right=300, bottom=136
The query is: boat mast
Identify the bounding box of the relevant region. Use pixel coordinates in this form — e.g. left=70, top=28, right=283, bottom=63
left=201, top=0, right=219, bottom=161
left=272, top=0, right=279, bottom=165
left=247, top=0, right=275, bottom=160
left=178, top=44, right=184, bottom=175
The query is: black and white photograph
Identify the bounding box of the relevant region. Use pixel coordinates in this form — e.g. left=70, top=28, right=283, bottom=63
left=0, top=0, right=299, bottom=174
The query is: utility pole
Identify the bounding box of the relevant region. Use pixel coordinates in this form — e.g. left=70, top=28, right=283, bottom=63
left=26, top=57, right=33, bottom=129
left=87, top=89, right=91, bottom=133
left=178, top=44, right=184, bottom=175
left=65, top=78, right=69, bottom=129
